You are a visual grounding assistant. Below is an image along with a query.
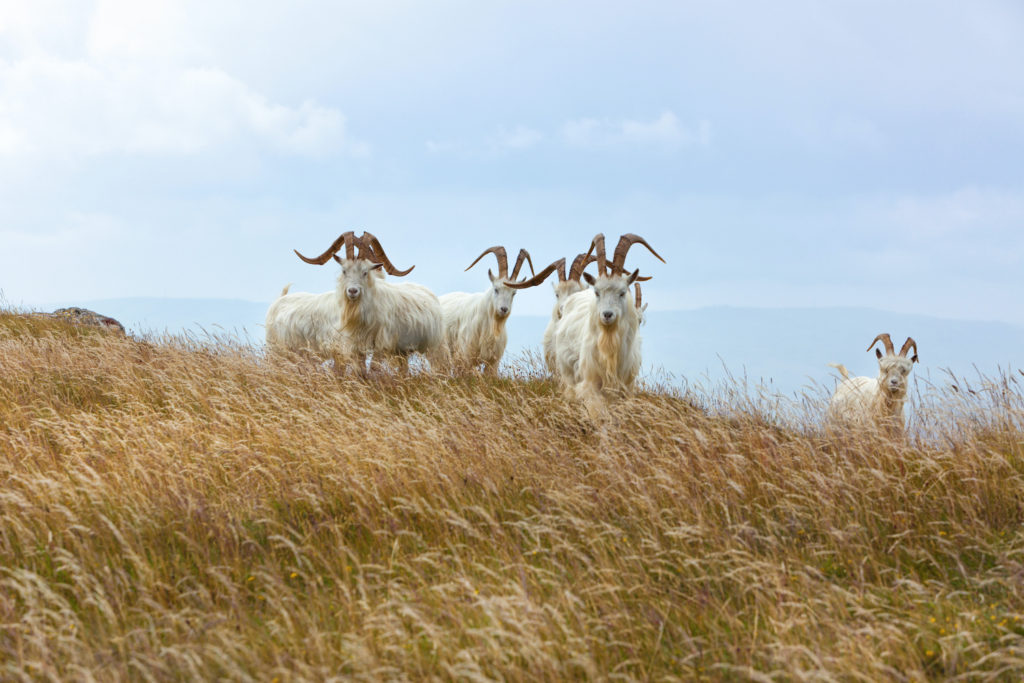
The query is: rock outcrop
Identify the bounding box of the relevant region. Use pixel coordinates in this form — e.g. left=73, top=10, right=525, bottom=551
left=47, top=307, right=126, bottom=335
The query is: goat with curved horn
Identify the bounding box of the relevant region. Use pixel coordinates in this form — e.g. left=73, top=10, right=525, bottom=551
left=550, top=233, right=665, bottom=415
left=827, top=332, right=921, bottom=436
left=432, top=245, right=542, bottom=376
left=267, top=231, right=442, bottom=376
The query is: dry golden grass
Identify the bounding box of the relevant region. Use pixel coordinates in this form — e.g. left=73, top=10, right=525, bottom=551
left=2, top=310, right=1024, bottom=681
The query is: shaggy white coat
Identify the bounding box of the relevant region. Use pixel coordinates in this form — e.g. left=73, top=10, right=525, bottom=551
left=434, top=288, right=513, bottom=375
left=552, top=274, right=642, bottom=411
left=827, top=356, right=915, bottom=434
left=265, top=260, right=442, bottom=372
left=541, top=279, right=589, bottom=375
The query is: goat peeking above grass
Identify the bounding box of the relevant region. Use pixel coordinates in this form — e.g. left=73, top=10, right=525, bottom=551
left=828, top=333, right=919, bottom=436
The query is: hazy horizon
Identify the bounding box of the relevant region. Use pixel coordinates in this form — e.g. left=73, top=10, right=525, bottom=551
left=21, top=295, right=1021, bottom=396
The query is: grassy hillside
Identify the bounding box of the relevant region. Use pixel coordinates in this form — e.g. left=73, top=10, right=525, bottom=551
left=1, top=311, right=1024, bottom=680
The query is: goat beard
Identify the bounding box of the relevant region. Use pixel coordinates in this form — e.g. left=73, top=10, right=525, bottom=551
left=873, top=385, right=907, bottom=427
left=596, top=322, right=624, bottom=385
left=340, top=296, right=369, bottom=336
left=491, top=315, right=507, bottom=338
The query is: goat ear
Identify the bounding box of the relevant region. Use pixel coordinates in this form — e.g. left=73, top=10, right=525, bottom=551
left=911, top=354, right=919, bottom=363
left=582, top=272, right=597, bottom=286
left=626, top=268, right=640, bottom=285
left=333, top=254, right=343, bottom=265
left=488, top=269, right=497, bottom=283
left=875, top=348, right=883, bottom=360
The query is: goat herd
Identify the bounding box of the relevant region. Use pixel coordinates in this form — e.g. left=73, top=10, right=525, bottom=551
left=265, top=231, right=920, bottom=431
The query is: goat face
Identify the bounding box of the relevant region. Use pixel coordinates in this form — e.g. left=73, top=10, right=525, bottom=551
left=337, top=259, right=383, bottom=301
left=877, top=355, right=915, bottom=395
left=583, top=271, right=638, bottom=328
left=488, top=271, right=517, bottom=319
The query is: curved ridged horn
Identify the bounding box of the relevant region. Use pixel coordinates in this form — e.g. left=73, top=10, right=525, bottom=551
left=899, top=337, right=918, bottom=358
left=294, top=231, right=356, bottom=265
left=585, top=234, right=608, bottom=275
left=867, top=333, right=895, bottom=356
left=510, top=249, right=535, bottom=281
left=359, top=232, right=414, bottom=276
left=465, top=246, right=509, bottom=279
left=634, top=282, right=642, bottom=309
left=506, top=258, right=564, bottom=290
left=611, top=233, right=666, bottom=275
left=568, top=253, right=597, bottom=282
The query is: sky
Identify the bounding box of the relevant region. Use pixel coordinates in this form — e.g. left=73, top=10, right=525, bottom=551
left=2, top=0, right=1023, bottom=324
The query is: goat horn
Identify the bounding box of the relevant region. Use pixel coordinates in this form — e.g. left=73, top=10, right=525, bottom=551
left=586, top=234, right=608, bottom=276
left=359, top=232, right=414, bottom=276
left=510, top=249, right=535, bottom=281
left=506, top=258, right=565, bottom=290
left=899, top=336, right=918, bottom=358
left=867, top=333, right=895, bottom=356
left=634, top=282, right=642, bottom=309
left=354, top=233, right=375, bottom=260
left=465, top=246, right=509, bottom=279
left=568, top=253, right=597, bottom=282
left=611, top=233, right=666, bottom=275
left=294, top=231, right=356, bottom=265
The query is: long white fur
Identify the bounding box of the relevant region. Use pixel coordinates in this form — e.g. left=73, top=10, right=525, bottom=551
left=435, top=283, right=515, bottom=376
left=542, top=278, right=590, bottom=374
left=265, top=259, right=442, bottom=372
left=827, top=355, right=916, bottom=434
left=552, top=273, right=642, bottom=412
left=265, top=284, right=344, bottom=360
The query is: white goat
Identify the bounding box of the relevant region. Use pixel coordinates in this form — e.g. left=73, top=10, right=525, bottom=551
left=508, top=252, right=596, bottom=375
left=551, top=233, right=665, bottom=413
left=434, top=246, right=536, bottom=376
left=265, top=231, right=442, bottom=374
left=827, top=333, right=919, bottom=435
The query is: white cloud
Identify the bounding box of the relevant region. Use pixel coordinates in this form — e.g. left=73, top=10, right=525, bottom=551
left=0, top=57, right=364, bottom=160
left=562, top=111, right=710, bottom=149
left=426, top=114, right=708, bottom=156
left=0, top=2, right=365, bottom=163
left=494, top=125, right=543, bottom=150
left=425, top=124, right=542, bottom=156
left=86, top=0, right=194, bottom=61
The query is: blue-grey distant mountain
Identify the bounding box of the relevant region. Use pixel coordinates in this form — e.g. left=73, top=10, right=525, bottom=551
left=56, top=298, right=1024, bottom=396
